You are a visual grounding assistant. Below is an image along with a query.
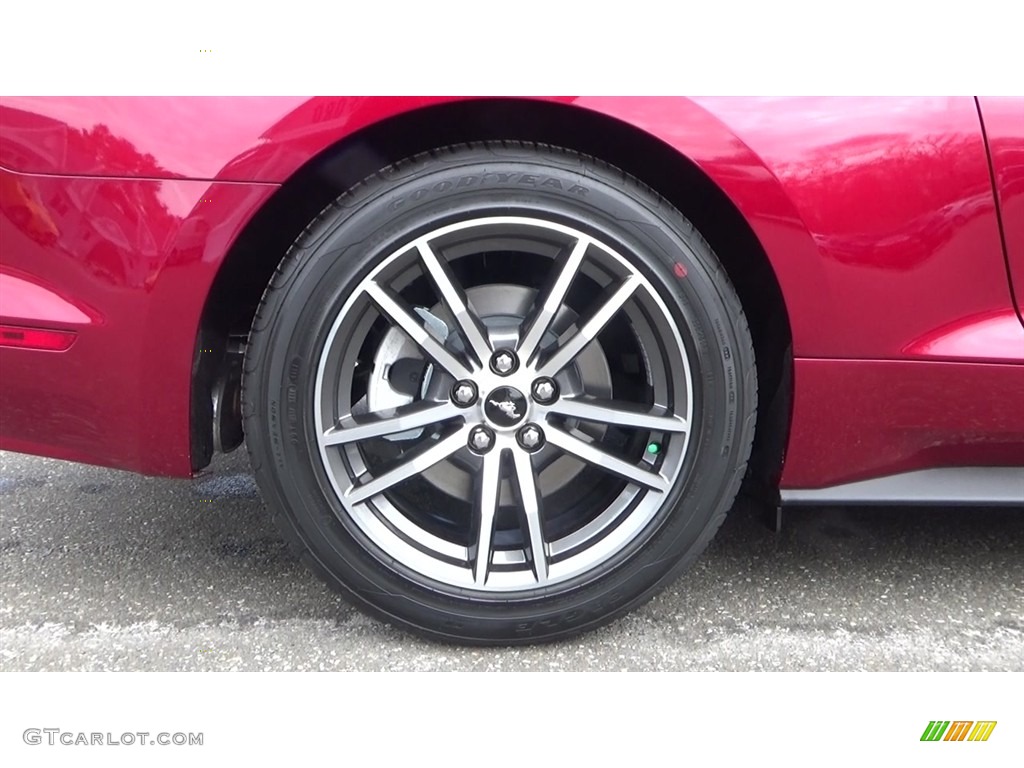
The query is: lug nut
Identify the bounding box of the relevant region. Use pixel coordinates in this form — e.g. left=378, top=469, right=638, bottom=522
left=469, top=426, right=495, bottom=453
left=531, top=377, right=558, bottom=404
left=490, top=349, right=518, bottom=376
left=516, top=424, right=544, bottom=452
left=451, top=380, right=478, bottom=407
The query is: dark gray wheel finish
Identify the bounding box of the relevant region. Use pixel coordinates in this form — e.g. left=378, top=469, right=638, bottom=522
left=243, top=142, right=757, bottom=644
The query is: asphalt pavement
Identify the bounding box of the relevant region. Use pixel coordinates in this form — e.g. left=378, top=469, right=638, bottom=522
left=1, top=448, right=1022, bottom=671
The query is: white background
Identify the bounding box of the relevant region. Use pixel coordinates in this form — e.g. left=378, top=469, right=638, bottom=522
left=2, top=673, right=1021, bottom=765
left=1, top=0, right=1020, bottom=94
left=1, top=1, right=1021, bottom=764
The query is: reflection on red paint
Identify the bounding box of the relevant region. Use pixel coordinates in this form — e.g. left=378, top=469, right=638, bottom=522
left=903, top=309, right=1024, bottom=361
left=0, top=171, right=59, bottom=245
left=0, top=269, right=99, bottom=325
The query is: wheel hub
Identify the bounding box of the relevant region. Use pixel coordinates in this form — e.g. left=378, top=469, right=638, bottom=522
left=484, top=385, right=528, bottom=428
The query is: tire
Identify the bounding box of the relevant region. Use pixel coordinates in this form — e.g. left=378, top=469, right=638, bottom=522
left=242, top=142, right=756, bottom=644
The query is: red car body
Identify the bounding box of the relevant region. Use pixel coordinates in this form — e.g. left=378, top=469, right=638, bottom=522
left=2, top=96, right=1023, bottom=497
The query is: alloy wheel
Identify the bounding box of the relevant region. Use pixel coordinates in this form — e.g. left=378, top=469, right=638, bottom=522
left=313, top=216, right=694, bottom=592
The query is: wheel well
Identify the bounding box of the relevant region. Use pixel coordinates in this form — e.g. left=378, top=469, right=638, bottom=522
left=193, top=98, right=793, bottom=498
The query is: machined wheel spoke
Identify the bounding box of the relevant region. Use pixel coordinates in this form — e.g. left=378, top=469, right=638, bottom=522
left=548, top=397, right=688, bottom=433
left=511, top=449, right=548, bottom=583
left=416, top=241, right=493, bottom=366
left=537, top=275, right=640, bottom=378
left=323, top=401, right=463, bottom=446
left=545, top=426, right=669, bottom=493
left=345, top=427, right=469, bottom=504
left=517, top=237, right=589, bottom=365
left=364, top=281, right=474, bottom=380
left=472, top=450, right=502, bottom=586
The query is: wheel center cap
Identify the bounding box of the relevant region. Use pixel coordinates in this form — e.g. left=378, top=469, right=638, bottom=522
left=484, top=386, right=528, bottom=428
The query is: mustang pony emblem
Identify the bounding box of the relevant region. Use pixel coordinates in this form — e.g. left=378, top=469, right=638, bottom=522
left=488, top=399, right=520, bottom=419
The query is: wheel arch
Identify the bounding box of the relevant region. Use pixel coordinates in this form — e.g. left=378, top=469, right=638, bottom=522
left=193, top=97, right=794, bottom=496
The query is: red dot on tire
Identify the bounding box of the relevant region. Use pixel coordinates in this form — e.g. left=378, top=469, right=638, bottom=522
left=674, top=263, right=688, bottom=278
